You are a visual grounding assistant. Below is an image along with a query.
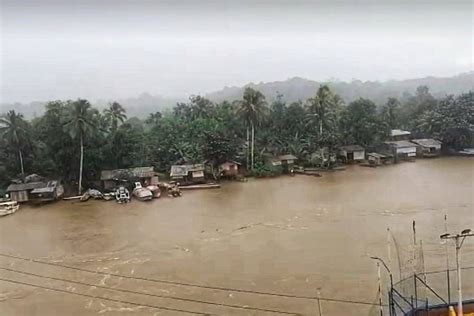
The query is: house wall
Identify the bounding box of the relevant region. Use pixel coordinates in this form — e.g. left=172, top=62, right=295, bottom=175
left=10, top=190, right=29, bottom=202
left=221, top=164, right=239, bottom=176
left=103, top=180, right=116, bottom=190
left=354, top=150, right=365, bottom=161
left=396, top=147, right=417, bottom=157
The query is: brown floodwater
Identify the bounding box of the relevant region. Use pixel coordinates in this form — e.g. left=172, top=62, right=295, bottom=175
left=0, top=157, right=473, bottom=315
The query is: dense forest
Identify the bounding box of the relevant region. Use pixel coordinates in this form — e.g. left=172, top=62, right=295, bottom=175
left=0, top=85, right=473, bottom=193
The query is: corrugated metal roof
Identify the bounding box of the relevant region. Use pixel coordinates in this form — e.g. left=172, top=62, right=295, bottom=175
left=390, top=129, right=411, bottom=137
left=385, top=140, right=418, bottom=148
left=170, top=165, right=188, bottom=177
left=7, top=182, right=45, bottom=192
left=368, top=152, right=389, bottom=158
left=339, top=145, right=365, bottom=152
left=100, top=167, right=155, bottom=181
left=410, top=139, right=442, bottom=147
left=277, top=154, right=298, bottom=161
left=219, top=160, right=242, bottom=166
left=187, top=164, right=205, bottom=172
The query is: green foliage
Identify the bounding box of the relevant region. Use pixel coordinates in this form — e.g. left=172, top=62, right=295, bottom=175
left=0, top=86, right=472, bottom=191
left=341, top=98, right=381, bottom=146
left=248, top=161, right=282, bottom=178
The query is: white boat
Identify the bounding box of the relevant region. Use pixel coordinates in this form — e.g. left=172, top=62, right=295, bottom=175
left=0, top=201, right=19, bottom=217
left=146, top=185, right=161, bottom=198
left=115, top=186, right=130, bottom=203
left=132, top=182, right=153, bottom=201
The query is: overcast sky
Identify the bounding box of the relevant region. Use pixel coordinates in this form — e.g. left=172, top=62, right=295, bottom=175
left=1, top=0, right=472, bottom=103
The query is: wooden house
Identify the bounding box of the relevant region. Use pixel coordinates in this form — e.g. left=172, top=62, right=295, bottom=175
left=170, top=164, right=205, bottom=184
left=100, top=166, right=158, bottom=190
left=410, top=139, right=442, bottom=157
left=367, top=152, right=393, bottom=166
left=384, top=141, right=418, bottom=160
left=6, top=182, right=45, bottom=202
left=277, top=154, right=297, bottom=172
left=218, top=160, right=241, bottom=178
left=265, top=156, right=282, bottom=167
left=29, top=180, right=65, bottom=202
left=339, top=145, right=365, bottom=163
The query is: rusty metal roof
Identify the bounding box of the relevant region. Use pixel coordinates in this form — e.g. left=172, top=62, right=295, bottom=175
left=100, top=167, right=155, bottom=181
left=7, top=182, right=45, bottom=192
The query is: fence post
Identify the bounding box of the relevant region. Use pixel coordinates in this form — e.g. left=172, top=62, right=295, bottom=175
left=447, top=268, right=451, bottom=304
left=414, top=274, right=418, bottom=310
left=316, top=291, right=323, bottom=316
left=317, top=298, right=323, bottom=316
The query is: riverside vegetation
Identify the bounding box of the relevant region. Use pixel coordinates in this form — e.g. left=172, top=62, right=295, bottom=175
left=0, top=85, right=473, bottom=193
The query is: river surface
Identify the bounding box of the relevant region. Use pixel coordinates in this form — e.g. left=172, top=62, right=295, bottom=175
left=0, top=157, right=473, bottom=315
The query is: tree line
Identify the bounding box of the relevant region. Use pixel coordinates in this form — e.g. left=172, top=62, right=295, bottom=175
left=1, top=85, right=472, bottom=193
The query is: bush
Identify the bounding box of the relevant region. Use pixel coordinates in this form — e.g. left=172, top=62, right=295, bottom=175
left=248, top=161, right=282, bottom=178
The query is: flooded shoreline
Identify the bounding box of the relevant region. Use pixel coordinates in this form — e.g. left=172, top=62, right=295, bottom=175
left=0, top=157, right=473, bottom=315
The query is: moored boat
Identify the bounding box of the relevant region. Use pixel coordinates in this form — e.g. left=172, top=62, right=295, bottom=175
left=132, top=182, right=153, bottom=201
left=146, top=185, right=161, bottom=198
left=115, top=186, right=131, bottom=203
left=0, top=201, right=20, bottom=217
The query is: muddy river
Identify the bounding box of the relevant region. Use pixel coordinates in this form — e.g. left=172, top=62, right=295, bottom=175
left=0, top=157, right=473, bottom=315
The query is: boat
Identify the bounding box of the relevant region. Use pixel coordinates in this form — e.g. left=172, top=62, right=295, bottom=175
left=103, top=193, right=115, bottom=201
left=146, top=185, right=161, bottom=198
left=160, top=182, right=182, bottom=197
left=0, top=201, right=19, bottom=217
left=132, top=182, right=153, bottom=201
left=179, top=183, right=220, bottom=190
left=115, top=186, right=131, bottom=203
left=294, top=169, right=322, bottom=177
left=79, top=189, right=104, bottom=202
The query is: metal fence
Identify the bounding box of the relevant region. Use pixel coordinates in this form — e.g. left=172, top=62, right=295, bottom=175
left=390, top=266, right=474, bottom=315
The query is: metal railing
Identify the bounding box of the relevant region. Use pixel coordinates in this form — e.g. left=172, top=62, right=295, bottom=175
left=390, top=266, right=474, bottom=315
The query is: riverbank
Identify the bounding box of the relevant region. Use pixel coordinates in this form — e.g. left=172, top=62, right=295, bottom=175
left=0, top=157, right=473, bottom=315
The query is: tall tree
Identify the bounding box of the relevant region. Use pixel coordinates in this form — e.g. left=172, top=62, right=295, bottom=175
left=236, top=87, right=268, bottom=170
left=0, top=110, right=29, bottom=179
left=104, top=102, right=127, bottom=132
left=341, top=98, right=380, bottom=146
left=63, top=100, right=96, bottom=194
left=305, top=85, right=341, bottom=148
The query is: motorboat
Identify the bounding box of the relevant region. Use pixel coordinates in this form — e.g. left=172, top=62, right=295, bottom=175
left=115, top=186, right=131, bottom=203
left=80, top=189, right=104, bottom=202
left=0, top=201, right=19, bottom=217
left=146, top=185, right=161, bottom=198
left=132, top=182, right=152, bottom=201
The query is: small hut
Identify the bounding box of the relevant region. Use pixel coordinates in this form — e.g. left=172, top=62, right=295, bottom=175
left=339, top=145, right=365, bottom=163
left=277, top=154, right=298, bottom=172
left=170, top=164, right=205, bottom=184
left=170, top=165, right=188, bottom=182
left=410, top=139, right=442, bottom=157
left=384, top=141, right=418, bottom=160
left=367, top=152, right=393, bottom=166
left=218, top=160, right=241, bottom=178
left=100, top=166, right=158, bottom=190
left=6, top=182, right=45, bottom=202
left=187, top=164, right=205, bottom=183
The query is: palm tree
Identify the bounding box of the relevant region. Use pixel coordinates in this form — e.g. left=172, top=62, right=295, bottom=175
left=305, top=85, right=340, bottom=147
left=104, top=102, right=127, bottom=132
left=63, top=99, right=96, bottom=194
left=235, top=87, right=268, bottom=170
left=0, top=110, right=29, bottom=179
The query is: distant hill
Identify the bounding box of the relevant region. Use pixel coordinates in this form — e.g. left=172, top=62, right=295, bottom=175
left=1, top=72, right=472, bottom=119
left=0, top=93, right=184, bottom=120
left=206, top=72, right=474, bottom=105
